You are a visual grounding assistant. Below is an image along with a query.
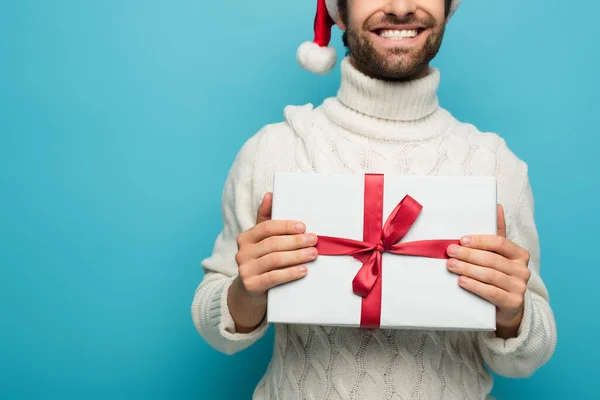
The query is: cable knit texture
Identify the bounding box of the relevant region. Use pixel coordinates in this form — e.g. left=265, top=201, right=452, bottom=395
left=191, top=58, right=557, bottom=399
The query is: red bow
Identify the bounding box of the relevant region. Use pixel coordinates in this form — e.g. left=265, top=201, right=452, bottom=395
left=315, top=174, right=459, bottom=328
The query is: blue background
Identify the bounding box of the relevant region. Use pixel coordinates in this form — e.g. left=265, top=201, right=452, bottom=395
left=1, top=0, right=597, bottom=399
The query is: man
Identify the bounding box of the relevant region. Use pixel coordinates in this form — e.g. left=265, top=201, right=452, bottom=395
left=191, top=0, right=557, bottom=398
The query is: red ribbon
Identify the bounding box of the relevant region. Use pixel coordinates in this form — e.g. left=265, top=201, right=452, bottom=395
left=315, top=174, right=460, bottom=328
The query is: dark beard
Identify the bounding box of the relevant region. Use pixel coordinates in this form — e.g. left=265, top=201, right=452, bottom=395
left=345, top=14, right=446, bottom=81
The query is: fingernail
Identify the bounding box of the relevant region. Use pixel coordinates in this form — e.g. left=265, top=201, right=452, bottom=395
left=447, top=245, right=458, bottom=256
left=306, top=234, right=317, bottom=243
left=305, top=248, right=317, bottom=257
left=298, top=265, right=307, bottom=273
left=461, top=236, right=471, bottom=245
left=459, top=276, right=468, bottom=285
left=295, top=223, right=305, bottom=232
left=447, top=259, right=459, bottom=269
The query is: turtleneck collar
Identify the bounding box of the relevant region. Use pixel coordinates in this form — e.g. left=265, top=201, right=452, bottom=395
left=320, top=57, right=453, bottom=142
left=337, top=57, right=440, bottom=121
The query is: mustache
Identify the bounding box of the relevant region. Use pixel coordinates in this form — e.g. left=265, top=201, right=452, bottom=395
left=365, top=14, right=436, bottom=30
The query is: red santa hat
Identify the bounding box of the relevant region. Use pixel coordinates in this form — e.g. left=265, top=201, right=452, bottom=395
left=297, top=0, right=462, bottom=75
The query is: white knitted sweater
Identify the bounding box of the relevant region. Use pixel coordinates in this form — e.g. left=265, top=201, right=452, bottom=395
left=192, top=58, right=557, bottom=399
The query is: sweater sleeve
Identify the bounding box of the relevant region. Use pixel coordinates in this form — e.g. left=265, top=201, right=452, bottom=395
left=191, top=133, right=269, bottom=355
left=476, top=176, right=557, bottom=377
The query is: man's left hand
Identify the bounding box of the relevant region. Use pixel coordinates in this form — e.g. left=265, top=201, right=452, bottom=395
left=446, top=204, right=532, bottom=339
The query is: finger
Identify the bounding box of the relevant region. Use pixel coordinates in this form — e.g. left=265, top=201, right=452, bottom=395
left=447, top=258, right=526, bottom=294
left=459, top=234, right=525, bottom=261
left=239, top=219, right=306, bottom=246
left=256, top=192, right=273, bottom=225
left=247, top=265, right=308, bottom=293
left=497, top=204, right=507, bottom=238
left=243, top=233, right=318, bottom=260
left=252, top=247, right=318, bottom=275
left=447, top=244, right=516, bottom=275
left=457, top=276, right=518, bottom=309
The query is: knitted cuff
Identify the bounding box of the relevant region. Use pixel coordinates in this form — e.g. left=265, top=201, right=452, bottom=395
left=478, top=289, right=534, bottom=355
left=193, top=276, right=269, bottom=355
left=218, top=276, right=270, bottom=339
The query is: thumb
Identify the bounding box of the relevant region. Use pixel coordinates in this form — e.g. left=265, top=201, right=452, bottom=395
left=497, top=204, right=507, bottom=238
left=256, top=192, right=273, bottom=225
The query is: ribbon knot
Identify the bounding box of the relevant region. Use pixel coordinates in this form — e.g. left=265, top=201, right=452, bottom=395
left=315, top=174, right=459, bottom=328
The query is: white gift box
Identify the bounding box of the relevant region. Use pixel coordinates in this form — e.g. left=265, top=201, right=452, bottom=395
left=267, top=172, right=497, bottom=331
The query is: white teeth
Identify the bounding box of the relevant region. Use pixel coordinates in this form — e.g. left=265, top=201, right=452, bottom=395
left=378, top=29, right=419, bottom=40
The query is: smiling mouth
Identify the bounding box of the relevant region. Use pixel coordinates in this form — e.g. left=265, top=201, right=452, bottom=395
left=373, top=28, right=425, bottom=41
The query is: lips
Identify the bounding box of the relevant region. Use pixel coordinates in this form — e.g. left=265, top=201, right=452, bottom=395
left=371, top=23, right=425, bottom=32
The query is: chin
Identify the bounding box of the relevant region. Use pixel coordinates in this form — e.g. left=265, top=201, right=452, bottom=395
left=364, top=57, right=428, bottom=81
left=347, top=29, right=439, bottom=81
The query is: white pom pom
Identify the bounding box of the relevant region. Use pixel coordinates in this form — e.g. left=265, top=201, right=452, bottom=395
left=297, top=41, right=337, bottom=75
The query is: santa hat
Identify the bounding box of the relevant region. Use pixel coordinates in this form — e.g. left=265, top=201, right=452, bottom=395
left=297, top=0, right=462, bottom=75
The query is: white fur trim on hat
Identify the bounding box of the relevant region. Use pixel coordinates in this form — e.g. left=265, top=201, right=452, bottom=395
left=449, top=0, right=461, bottom=17
left=325, top=0, right=338, bottom=21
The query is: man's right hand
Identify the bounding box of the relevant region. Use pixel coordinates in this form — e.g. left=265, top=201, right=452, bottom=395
left=227, top=192, right=318, bottom=333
